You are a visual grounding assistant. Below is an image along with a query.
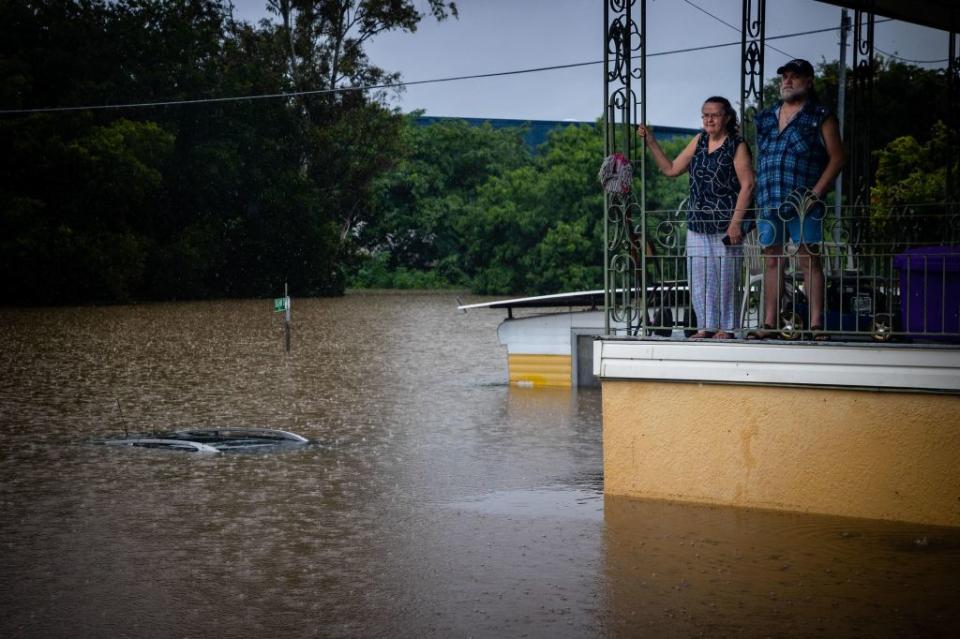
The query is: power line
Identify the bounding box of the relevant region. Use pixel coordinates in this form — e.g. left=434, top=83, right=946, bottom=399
left=681, top=0, right=797, bottom=60
left=0, top=61, right=602, bottom=115
left=0, top=21, right=943, bottom=116
left=873, top=48, right=948, bottom=64
left=681, top=0, right=946, bottom=66
left=871, top=17, right=949, bottom=64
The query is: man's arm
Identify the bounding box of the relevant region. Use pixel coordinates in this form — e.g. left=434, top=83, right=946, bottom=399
left=812, top=115, right=845, bottom=198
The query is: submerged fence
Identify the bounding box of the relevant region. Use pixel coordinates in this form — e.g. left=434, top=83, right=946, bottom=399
left=604, top=196, right=960, bottom=342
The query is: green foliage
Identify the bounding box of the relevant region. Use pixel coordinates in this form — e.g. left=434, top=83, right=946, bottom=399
left=814, top=58, right=952, bottom=152
left=7, top=1, right=953, bottom=305
left=268, top=0, right=456, bottom=93
left=642, top=136, right=691, bottom=213
left=0, top=115, right=174, bottom=303
left=350, top=251, right=457, bottom=289
left=354, top=116, right=531, bottom=289
left=526, top=218, right=602, bottom=293
left=357, top=117, right=694, bottom=295
left=869, top=121, right=958, bottom=247
left=455, top=123, right=608, bottom=294
left=0, top=0, right=454, bottom=304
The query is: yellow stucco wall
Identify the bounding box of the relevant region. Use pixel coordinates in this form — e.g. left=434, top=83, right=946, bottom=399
left=603, top=380, right=960, bottom=527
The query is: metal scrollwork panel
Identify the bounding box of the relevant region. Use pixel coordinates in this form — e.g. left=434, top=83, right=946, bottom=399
left=947, top=33, right=960, bottom=208
left=608, top=253, right=640, bottom=331
left=821, top=212, right=851, bottom=247
left=606, top=192, right=645, bottom=335
left=739, top=0, right=765, bottom=152
left=947, top=206, right=960, bottom=245
left=649, top=198, right=688, bottom=256
left=603, top=0, right=646, bottom=335
left=606, top=15, right=643, bottom=84
left=606, top=194, right=633, bottom=253
left=778, top=188, right=828, bottom=255
left=848, top=10, right=874, bottom=213
left=739, top=0, right=765, bottom=111
left=607, top=87, right=640, bottom=160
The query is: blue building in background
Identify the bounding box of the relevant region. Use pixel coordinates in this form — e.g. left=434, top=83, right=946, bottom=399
left=414, top=116, right=697, bottom=149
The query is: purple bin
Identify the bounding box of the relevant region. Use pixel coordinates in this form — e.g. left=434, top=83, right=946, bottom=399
left=892, top=246, right=960, bottom=337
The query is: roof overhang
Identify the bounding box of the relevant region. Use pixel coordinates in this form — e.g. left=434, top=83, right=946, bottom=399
left=815, top=1, right=959, bottom=33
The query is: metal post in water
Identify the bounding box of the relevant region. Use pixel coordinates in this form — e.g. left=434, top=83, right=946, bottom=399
left=284, top=282, right=291, bottom=353
left=116, top=398, right=128, bottom=437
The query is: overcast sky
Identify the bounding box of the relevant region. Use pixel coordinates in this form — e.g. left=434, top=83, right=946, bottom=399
left=232, top=0, right=951, bottom=129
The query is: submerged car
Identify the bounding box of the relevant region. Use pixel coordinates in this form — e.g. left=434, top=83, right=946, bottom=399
left=101, top=427, right=311, bottom=454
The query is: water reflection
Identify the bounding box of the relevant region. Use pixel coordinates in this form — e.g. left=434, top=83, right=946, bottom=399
left=1, top=292, right=958, bottom=637
left=603, top=496, right=960, bottom=637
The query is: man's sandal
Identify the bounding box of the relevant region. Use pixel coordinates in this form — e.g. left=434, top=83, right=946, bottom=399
left=746, top=324, right=775, bottom=340
left=690, top=330, right=715, bottom=339
left=809, top=325, right=831, bottom=342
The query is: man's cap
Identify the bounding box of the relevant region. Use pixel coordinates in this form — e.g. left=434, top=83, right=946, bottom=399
left=776, top=59, right=815, bottom=76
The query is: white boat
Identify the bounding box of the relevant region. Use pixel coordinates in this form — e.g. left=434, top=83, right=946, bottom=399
left=459, top=288, right=693, bottom=387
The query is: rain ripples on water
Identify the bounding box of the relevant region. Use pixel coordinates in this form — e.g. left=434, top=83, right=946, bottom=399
left=1, top=292, right=958, bottom=637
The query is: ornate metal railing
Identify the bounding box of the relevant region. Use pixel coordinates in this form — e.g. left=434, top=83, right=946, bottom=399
left=601, top=0, right=959, bottom=343
left=609, top=199, right=960, bottom=342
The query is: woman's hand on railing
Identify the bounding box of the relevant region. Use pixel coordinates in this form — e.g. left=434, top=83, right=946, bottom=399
left=636, top=124, right=655, bottom=145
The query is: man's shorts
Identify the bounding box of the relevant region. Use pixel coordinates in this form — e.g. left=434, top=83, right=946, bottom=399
left=757, top=201, right=825, bottom=247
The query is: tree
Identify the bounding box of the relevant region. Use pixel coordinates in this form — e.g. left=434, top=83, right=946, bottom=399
left=0, top=115, right=174, bottom=303
left=268, top=0, right=456, bottom=93
left=0, top=0, right=248, bottom=302
left=354, top=116, right=531, bottom=288
left=265, top=0, right=458, bottom=255
left=457, top=123, right=690, bottom=295
left=358, top=116, right=692, bottom=295
left=0, top=0, right=458, bottom=303
left=868, top=121, right=958, bottom=248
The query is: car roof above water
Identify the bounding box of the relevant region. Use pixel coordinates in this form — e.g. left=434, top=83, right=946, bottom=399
left=100, top=427, right=311, bottom=454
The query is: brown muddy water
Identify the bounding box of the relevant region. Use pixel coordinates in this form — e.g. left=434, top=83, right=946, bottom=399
left=1, top=291, right=958, bottom=638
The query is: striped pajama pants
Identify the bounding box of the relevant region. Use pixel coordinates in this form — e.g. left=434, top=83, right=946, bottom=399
left=686, top=229, right=742, bottom=332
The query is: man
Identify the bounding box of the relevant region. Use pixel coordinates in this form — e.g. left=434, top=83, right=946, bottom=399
left=752, top=59, right=845, bottom=340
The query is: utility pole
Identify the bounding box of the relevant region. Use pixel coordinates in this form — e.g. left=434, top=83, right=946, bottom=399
left=835, top=10, right=850, bottom=262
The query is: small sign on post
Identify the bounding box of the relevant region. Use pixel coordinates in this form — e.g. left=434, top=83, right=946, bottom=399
left=274, top=283, right=292, bottom=352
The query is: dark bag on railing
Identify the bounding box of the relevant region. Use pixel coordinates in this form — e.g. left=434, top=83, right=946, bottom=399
left=598, top=153, right=633, bottom=194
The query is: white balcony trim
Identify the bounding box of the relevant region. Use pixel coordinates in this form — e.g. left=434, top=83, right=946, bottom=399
left=593, top=339, right=960, bottom=393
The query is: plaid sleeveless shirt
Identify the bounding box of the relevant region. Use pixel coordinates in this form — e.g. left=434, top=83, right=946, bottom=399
left=755, top=100, right=831, bottom=214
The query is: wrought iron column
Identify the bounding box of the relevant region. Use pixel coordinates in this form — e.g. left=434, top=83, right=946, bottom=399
left=948, top=31, right=960, bottom=244
left=948, top=32, right=959, bottom=206
left=847, top=10, right=874, bottom=214
left=603, top=0, right=646, bottom=335
left=739, top=0, right=765, bottom=148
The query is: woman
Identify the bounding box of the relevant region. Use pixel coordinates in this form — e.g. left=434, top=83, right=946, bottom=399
left=637, top=96, right=755, bottom=339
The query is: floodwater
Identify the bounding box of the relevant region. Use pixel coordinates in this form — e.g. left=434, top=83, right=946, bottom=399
left=1, top=291, right=958, bottom=638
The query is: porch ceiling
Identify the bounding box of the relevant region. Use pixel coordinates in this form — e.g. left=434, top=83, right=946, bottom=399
left=814, top=0, right=959, bottom=33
